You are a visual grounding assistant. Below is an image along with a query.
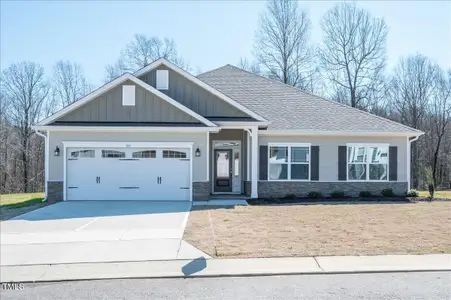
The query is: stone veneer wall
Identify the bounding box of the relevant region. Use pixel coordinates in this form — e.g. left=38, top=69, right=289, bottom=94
left=244, top=181, right=251, bottom=197
left=47, top=181, right=64, bottom=203
left=257, top=181, right=408, bottom=198
left=193, top=182, right=210, bottom=201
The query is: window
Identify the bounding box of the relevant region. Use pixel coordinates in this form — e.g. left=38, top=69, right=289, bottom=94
left=156, top=70, right=169, bottom=90
left=70, top=149, right=95, bottom=158
left=132, top=150, right=156, bottom=158
left=102, top=150, right=126, bottom=158
left=268, top=144, right=310, bottom=180
left=163, top=150, right=187, bottom=158
left=347, top=144, right=388, bottom=181
left=122, top=85, right=135, bottom=106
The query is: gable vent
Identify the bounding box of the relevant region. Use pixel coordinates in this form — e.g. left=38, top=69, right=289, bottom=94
left=122, top=85, right=136, bottom=106
left=156, top=70, right=169, bottom=90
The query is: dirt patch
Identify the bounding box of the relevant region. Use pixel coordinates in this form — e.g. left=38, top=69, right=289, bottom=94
left=184, top=202, right=451, bottom=258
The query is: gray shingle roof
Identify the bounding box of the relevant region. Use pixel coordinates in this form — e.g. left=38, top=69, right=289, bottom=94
left=198, top=65, right=422, bottom=134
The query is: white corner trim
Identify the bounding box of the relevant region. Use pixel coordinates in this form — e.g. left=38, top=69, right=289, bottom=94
left=32, top=125, right=220, bottom=133
left=34, top=129, right=48, bottom=200
left=259, top=130, right=424, bottom=137
left=133, top=58, right=268, bottom=123
left=37, top=73, right=217, bottom=128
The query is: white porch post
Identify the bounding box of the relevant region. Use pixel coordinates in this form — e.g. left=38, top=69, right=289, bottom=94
left=251, top=126, right=259, bottom=198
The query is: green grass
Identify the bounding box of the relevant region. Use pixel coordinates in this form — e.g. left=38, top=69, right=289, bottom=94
left=418, top=190, right=451, bottom=199
left=0, top=193, right=44, bottom=209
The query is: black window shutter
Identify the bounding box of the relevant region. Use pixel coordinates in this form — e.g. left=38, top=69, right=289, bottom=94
left=310, top=146, right=320, bottom=181
left=338, top=146, right=347, bottom=181
left=389, top=146, right=398, bottom=181
left=259, top=145, right=268, bottom=180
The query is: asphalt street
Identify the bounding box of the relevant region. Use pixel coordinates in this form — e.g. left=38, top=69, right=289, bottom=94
left=2, top=272, right=450, bottom=300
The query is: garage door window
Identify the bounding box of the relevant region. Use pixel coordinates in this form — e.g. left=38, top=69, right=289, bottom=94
left=132, top=150, right=156, bottom=158
left=163, top=150, right=187, bottom=158
left=70, top=149, right=95, bottom=158
left=102, top=150, right=126, bottom=158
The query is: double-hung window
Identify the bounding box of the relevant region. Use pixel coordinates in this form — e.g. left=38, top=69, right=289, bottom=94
left=347, top=144, right=389, bottom=181
left=268, top=143, right=310, bottom=181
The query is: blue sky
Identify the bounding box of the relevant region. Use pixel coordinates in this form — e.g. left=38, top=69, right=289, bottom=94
left=1, top=1, right=450, bottom=86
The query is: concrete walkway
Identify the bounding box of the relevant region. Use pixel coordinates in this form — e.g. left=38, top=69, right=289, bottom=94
left=2, top=254, right=450, bottom=283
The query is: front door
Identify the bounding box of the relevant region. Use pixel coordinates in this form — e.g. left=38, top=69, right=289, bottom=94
left=214, top=149, right=233, bottom=192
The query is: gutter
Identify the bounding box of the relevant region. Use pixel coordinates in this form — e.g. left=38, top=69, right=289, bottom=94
left=34, top=129, right=48, bottom=202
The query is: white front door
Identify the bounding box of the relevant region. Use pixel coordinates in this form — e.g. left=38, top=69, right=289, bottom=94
left=66, top=147, right=191, bottom=201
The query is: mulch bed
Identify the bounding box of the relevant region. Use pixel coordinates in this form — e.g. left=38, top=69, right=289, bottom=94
left=247, top=196, right=449, bottom=205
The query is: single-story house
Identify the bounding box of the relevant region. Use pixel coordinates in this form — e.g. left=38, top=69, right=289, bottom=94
left=33, top=58, right=423, bottom=202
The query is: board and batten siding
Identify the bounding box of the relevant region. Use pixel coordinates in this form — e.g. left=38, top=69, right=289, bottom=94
left=258, top=135, right=408, bottom=182
left=139, top=66, right=251, bottom=118
left=48, top=131, right=208, bottom=182
left=57, top=80, right=200, bottom=124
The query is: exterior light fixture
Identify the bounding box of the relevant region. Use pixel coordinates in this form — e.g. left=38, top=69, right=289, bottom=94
left=195, top=148, right=201, bottom=157
left=54, top=146, right=60, bottom=156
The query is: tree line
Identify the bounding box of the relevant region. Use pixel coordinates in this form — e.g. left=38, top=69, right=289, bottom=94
left=1, top=0, right=449, bottom=195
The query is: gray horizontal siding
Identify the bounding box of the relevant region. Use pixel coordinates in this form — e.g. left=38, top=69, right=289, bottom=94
left=57, top=80, right=200, bottom=124
left=139, top=66, right=250, bottom=118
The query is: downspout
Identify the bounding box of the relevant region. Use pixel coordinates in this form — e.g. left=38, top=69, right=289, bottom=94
left=407, top=135, right=421, bottom=190
left=34, top=129, right=48, bottom=202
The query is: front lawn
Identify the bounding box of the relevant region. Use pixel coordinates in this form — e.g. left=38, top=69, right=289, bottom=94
left=418, top=190, right=451, bottom=199
left=184, top=202, right=451, bottom=258
left=1, top=192, right=44, bottom=208
left=0, top=192, right=46, bottom=221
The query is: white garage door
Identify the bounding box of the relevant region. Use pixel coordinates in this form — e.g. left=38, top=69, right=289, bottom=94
left=66, top=147, right=191, bottom=201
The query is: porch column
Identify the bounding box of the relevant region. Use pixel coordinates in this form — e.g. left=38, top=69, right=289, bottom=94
left=251, top=126, right=259, bottom=198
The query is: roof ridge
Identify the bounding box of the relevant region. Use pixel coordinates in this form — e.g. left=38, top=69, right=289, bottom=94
left=210, top=64, right=422, bottom=133
left=197, top=64, right=232, bottom=78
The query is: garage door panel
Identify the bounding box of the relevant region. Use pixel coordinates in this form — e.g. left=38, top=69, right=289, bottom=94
left=66, top=146, right=191, bottom=201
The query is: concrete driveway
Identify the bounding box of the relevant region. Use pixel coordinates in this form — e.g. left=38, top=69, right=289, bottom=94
left=0, top=201, right=210, bottom=266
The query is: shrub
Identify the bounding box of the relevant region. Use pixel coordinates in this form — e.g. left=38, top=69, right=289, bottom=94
left=307, top=191, right=323, bottom=199
left=381, top=188, right=395, bottom=197
left=330, top=190, right=345, bottom=198
left=283, top=193, right=297, bottom=200
left=359, top=191, right=372, bottom=197
left=406, top=189, right=419, bottom=197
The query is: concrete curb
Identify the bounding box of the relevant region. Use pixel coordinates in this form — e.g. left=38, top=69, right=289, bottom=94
left=1, top=254, right=450, bottom=283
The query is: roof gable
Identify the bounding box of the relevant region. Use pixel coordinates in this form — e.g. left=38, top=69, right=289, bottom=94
left=38, top=74, right=217, bottom=127
left=133, top=58, right=268, bottom=123
left=198, top=65, right=423, bottom=135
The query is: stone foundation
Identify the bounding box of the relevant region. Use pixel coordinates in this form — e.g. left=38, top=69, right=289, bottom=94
left=258, top=181, right=408, bottom=198
left=244, top=181, right=251, bottom=197
left=193, top=181, right=210, bottom=201
left=47, top=181, right=64, bottom=203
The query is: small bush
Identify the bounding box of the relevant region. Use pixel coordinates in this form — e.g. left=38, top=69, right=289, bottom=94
left=406, top=189, right=419, bottom=197
left=330, top=190, right=345, bottom=198
left=359, top=191, right=372, bottom=197
left=283, top=193, right=297, bottom=200
left=381, top=188, right=395, bottom=197
left=307, top=191, right=323, bottom=199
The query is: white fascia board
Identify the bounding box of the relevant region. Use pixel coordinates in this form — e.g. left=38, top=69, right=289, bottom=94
left=216, top=121, right=270, bottom=128
left=259, top=130, right=425, bottom=137
left=32, top=125, right=221, bottom=133
left=37, top=73, right=217, bottom=128
left=133, top=58, right=268, bottom=123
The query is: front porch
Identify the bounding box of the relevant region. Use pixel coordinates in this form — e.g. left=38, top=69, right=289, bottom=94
left=205, top=128, right=259, bottom=199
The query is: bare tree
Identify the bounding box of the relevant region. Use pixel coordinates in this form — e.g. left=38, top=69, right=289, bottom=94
left=389, top=54, right=438, bottom=188
left=237, top=57, right=261, bottom=75
left=253, top=0, right=314, bottom=90
left=105, top=34, right=187, bottom=81
left=320, top=2, right=388, bottom=109
left=428, top=68, right=451, bottom=186
left=1, top=62, right=50, bottom=192
left=52, top=60, right=92, bottom=109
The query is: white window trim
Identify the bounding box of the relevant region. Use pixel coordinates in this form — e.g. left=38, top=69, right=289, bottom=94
left=346, top=143, right=389, bottom=182
left=267, top=143, right=311, bottom=182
